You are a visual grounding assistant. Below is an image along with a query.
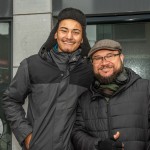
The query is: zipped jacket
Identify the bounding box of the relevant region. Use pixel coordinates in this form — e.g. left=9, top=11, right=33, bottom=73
left=71, top=68, right=150, bottom=150
left=2, top=47, right=93, bottom=150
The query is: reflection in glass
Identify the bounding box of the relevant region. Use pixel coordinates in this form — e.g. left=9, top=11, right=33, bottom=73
left=0, top=22, right=11, bottom=150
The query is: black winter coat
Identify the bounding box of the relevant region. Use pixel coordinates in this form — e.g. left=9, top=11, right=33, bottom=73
left=2, top=48, right=93, bottom=150
left=71, top=68, right=150, bottom=150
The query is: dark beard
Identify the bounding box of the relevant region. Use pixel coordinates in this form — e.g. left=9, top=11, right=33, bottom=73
left=95, top=64, right=124, bottom=84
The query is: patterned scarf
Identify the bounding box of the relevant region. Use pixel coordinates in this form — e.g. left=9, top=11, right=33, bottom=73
left=93, top=68, right=129, bottom=97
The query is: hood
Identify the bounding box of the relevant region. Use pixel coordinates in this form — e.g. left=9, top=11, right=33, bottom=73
left=125, top=67, right=141, bottom=86
left=38, top=23, right=91, bottom=58
left=38, top=7, right=92, bottom=59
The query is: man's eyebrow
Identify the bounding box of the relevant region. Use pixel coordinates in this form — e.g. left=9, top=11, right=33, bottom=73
left=73, top=29, right=81, bottom=32
left=59, top=27, right=68, bottom=30
left=59, top=27, right=81, bottom=32
left=93, top=53, right=113, bottom=57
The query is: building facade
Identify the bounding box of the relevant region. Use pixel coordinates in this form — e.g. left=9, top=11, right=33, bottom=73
left=0, top=0, right=150, bottom=149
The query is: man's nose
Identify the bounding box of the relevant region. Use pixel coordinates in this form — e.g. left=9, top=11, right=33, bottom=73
left=101, top=58, right=109, bottom=65
left=66, top=31, right=73, bottom=39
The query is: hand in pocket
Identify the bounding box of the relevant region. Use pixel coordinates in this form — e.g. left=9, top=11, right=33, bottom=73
left=25, top=133, right=32, bottom=150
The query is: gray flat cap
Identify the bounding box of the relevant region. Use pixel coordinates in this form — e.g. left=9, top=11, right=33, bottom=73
left=88, top=39, right=122, bottom=57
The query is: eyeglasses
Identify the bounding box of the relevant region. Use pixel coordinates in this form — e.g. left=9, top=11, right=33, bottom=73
left=92, top=53, right=121, bottom=64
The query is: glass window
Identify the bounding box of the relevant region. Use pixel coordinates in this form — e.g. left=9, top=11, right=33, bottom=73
left=0, top=22, right=11, bottom=150
left=87, top=22, right=150, bottom=80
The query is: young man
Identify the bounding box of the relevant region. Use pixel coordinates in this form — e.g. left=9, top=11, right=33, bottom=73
left=71, top=39, right=150, bottom=150
left=2, top=8, right=93, bottom=150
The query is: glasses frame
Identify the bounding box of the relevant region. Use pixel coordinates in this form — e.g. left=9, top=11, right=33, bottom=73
left=92, top=52, right=121, bottom=64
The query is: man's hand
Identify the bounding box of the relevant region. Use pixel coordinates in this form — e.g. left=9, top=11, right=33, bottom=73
left=113, top=131, right=120, bottom=140
left=98, top=132, right=124, bottom=150
left=25, top=133, right=32, bottom=150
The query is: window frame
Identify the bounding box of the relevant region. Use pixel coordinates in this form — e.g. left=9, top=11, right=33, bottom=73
left=0, top=18, right=13, bottom=150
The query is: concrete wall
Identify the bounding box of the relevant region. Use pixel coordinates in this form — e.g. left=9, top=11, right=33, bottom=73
left=12, top=0, right=52, bottom=149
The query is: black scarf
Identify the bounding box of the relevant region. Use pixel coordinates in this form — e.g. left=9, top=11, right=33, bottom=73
left=49, top=47, right=81, bottom=72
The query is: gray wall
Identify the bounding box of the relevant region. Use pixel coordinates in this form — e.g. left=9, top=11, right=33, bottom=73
left=53, top=0, right=150, bottom=16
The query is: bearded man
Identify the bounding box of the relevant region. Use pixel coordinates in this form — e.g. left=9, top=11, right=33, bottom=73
left=71, top=39, right=150, bottom=150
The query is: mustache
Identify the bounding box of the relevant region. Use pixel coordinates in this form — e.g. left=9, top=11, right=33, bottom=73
left=99, top=64, right=113, bottom=70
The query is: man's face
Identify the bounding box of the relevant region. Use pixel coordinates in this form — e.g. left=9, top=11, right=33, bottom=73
left=54, top=19, right=83, bottom=53
left=91, top=49, right=124, bottom=84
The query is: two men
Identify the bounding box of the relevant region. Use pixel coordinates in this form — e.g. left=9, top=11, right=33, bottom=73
left=71, top=39, right=150, bottom=150
left=2, top=8, right=93, bottom=150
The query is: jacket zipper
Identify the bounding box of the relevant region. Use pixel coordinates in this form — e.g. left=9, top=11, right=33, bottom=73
left=105, top=97, right=112, bottom=138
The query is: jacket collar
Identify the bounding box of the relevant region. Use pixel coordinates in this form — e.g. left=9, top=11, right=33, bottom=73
left=90, top=67, right=141, bottom=101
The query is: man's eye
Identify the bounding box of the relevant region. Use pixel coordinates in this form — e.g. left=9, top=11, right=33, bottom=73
left=73, top=31, right=80, bottom=35
left=106, top=55, right=113, bottom=59
left=61, top=30, right=67, bottom=33
left=94, top=57, right=102, bottom=60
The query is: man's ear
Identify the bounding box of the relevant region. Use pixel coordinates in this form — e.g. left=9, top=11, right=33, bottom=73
left=54, top=33, right=57, bottom=39
left=81, top=38, right=83, bottom=43
left=120, top=54, right=124, bottom=63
